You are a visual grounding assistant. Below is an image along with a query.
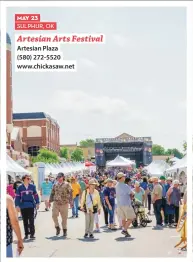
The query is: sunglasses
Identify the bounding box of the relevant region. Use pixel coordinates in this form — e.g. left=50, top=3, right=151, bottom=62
left=26, top=177, right=31, bottom=180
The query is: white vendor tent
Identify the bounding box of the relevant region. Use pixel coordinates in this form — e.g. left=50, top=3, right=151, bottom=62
left=144, top=160, right=170, bottom=177
left=106, top=155, right=134, bottom=167
left=166, top=155, right=187, bottom=174
left=7, top=154, right=31, bottom=174
left=43, top=162, right=86, bottom=177
left=5, top=154, right=31, bottom=180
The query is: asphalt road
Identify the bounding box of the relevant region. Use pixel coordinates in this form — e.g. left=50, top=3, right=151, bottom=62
left=13, top=203, right=187, bottom=258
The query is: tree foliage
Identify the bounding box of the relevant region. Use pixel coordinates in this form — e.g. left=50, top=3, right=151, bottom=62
left=183, top=141, right=187, bottom=152
left=32, top=149, right=59, bottom=164
left=152, top=144, right=183, bottom=159
left=152, top=144, right=165, bottom=156
left=60, top=147, right=68, bottom=159
left=79, top=139, right=95, bottom=147
left=165, top=148, right=183, bottom=159
left=71, top=148, right=84, bottom=161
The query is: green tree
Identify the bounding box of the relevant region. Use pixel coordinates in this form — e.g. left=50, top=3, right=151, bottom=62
left=183, top=141, right=187, bottom=152
left=165, top=148, right=183, bottom=159
left=79, top=139, right=95, bottom=147
left=60, top=147, right=68, bottom=159
left=32, top=149, right=59, bottom=164
left=71, top=148, right=84, bottom=161
left=165, top=149, right=173, bottom=155
left=152, top=144, right=165, bottom=155
left=165, top=157, right=170, bottom=164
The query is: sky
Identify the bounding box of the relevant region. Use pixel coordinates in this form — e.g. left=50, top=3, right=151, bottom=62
left=7, top=7, right=186, bottom=150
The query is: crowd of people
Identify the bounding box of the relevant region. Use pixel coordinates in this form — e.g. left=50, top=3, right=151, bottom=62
left=6, top=168, right=187, bottom=257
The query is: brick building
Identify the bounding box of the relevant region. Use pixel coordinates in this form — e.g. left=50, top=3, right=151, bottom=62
left=6, top=33, right=13, bottom=149
left=13, top=112, right=60, bottom=156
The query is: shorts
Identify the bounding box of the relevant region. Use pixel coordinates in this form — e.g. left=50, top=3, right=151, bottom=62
left=6, top=244, right=13, bottom=257
left=41, top=195, right=50, bottom=201
left=117, top=206, right=136, bottom=220
left=94, top=213, right=99, bottom=223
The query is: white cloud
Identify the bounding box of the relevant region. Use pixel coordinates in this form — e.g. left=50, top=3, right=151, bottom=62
left=52, top=90, right=129, bottom=115
left=177, top=100, right=186, bottom=110
left=112, top=34, right=128, bottom=47
left=79, top=58, right=96, bottom=68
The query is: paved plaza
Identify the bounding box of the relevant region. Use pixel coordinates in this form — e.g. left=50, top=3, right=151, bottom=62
left=13, top=204, right=186, bottom=258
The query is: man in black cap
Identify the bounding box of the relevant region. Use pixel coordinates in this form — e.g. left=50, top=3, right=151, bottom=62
left=49, top=173, right=73, bottom=237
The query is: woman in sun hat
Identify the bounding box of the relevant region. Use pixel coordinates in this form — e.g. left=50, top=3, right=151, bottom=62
left=81, top=179, right=101, bottom=239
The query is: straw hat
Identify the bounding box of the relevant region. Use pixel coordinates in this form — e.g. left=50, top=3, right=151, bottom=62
left=89, top=179, right=98, bottom=185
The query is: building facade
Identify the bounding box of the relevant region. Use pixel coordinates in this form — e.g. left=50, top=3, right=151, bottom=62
left=13, top=112, right=60, bottom=156
left=6, top=33, right=13, bottom=149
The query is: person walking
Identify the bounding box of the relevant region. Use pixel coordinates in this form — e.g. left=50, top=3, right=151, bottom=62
left=151, top=177, right=163, bottom=230
left=71, top=177, right=81, bottom=218
left=7, top=181, right=15, bottom=199
left=159, top=176, right=168, bottom=226
left=100, top=180, right=109, bottom=226
left=103, top=178, right=116, bottom=230
left=80, top=179, right=101, bottom=239
left=13, top=175, right=22, bottom=193
left=167, top=180, right=181, bottom=226
left=15, top=174, right=40, bottom=240
left=49, top=173, right=73, bottom=237
left=78, top=176, right=86, bottom=193
left=7, top=194, right=24, bottom=257
left=140, top=177, right=148, bottom=207
left=13, top=176, right=22, bottom=218
left=147, top=178, right=153, bottom=215
left=40, top=177, right=53, bottom=211
left=116, top=172, right=135, bottom=237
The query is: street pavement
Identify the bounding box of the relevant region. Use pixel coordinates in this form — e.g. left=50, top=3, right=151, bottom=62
left=13, top=203, right=187, bottom=258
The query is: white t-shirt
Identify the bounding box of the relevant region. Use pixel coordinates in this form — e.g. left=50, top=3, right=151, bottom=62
left=86, top=193, right=94, bottom=209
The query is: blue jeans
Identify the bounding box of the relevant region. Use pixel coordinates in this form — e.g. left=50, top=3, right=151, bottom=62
left=153, top=199, right=162, bottom=226
left=72, top=196, right=79, bottom=216
left=107, top=204, right=115, bottom=224
left=7, top=244, right=13, bottom=257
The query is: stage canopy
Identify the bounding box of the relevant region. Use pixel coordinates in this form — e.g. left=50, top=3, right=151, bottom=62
left=106, top=155, right=134, bottom=167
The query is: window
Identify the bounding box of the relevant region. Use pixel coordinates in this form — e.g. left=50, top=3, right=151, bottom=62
left=28, top=146, right=40, bottom=157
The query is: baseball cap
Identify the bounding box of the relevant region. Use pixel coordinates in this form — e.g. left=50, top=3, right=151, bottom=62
left=57, top=173, right=64, bottom=178
left=117, top=172, right=126, bottom=179
left=160, top=176, right=166, bottom=180
left=173, top=180, right=180, bottom=185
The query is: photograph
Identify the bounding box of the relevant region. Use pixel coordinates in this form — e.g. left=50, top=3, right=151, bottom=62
left=2, top=2, right=188, bottom=259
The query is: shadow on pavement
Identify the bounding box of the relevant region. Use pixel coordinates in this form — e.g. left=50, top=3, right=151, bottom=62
left=46, top=236, right=70, bottom=241
left=100, top=225, right=108, bottom=229
left=103, top=229, right=117, bottom=233
left=77, top=238, right=99, bottom=242
left=115, top=237, right=135, bottom=242
left=131, top=225, right=152, bottom=229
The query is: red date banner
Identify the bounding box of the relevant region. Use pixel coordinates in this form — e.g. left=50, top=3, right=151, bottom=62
left=15, top=14, right=57, bottom=31
left=15, top=14, right=41, bottom=22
